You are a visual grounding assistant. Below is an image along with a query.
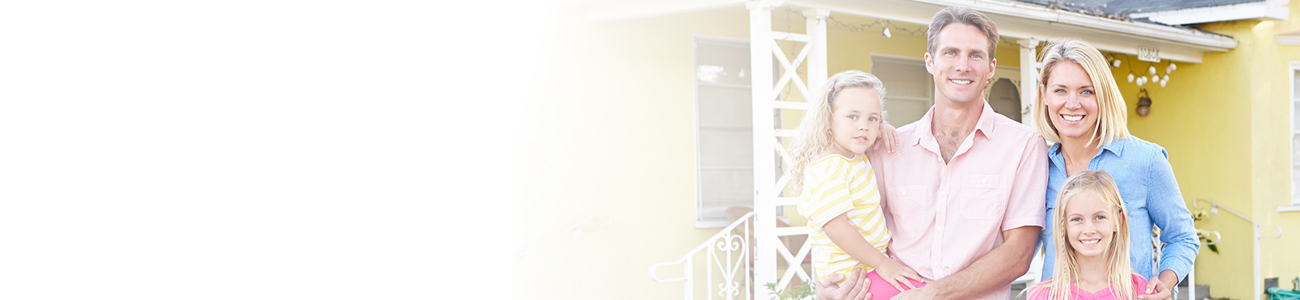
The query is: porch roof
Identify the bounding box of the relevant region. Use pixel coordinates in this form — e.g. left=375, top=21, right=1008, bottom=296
left=584, top=0, right=1248, bottom=63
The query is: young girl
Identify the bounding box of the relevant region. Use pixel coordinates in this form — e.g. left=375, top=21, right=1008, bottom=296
left=1027, top=170, right=1149, bottom=300
left=792, top=70, right=923, bottom=299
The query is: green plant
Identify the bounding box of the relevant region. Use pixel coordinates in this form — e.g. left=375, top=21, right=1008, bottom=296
left=764, top=280, right=816, bottom=300
left=1192, top=208, right=1219, bottom=254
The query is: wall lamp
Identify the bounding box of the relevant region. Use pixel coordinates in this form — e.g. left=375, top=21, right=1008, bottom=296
left=1136, top=89, right=1153, bottom=117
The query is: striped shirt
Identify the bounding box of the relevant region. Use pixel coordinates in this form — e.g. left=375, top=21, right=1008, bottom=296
left=796, top=154, right=890, bottom=283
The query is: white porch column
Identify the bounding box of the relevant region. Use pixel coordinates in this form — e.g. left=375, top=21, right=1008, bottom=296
left=804, top=9, right=829, bottom=91
left=1018, top=39, right=1039, bottom=130
left=747, top=1, right=777, bottom=300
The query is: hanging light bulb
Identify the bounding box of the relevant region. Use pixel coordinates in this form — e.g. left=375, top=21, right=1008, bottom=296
left=1127, top=73, right=1135, bottom=83
left=1150, top=75, right=1158, bottom=83
left=883, top=27, right=891, bottom=38
left=1163, top=74, right=1170, bottom=82
left=1149, top=66, right=1157, bottom=75
left=1113, top=59, right=1121, bottom=68
left=1137, top=77, right=1146, bottom=86
left=1169, top=62, right=1177, bottom=72
left=1159, top=79, right=1167, bottom=87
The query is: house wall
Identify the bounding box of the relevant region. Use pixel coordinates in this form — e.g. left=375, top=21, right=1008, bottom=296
left=514, top=6, right=751, bottom=300
left=1117, top=1, right=1300, bottom=298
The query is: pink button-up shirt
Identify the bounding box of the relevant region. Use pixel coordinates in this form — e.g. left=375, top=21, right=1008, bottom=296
left=868, top=103, right=1048, bottom=300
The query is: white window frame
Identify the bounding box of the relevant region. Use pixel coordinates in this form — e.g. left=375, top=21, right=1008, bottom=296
left=870, top=54, right=934, bottom=126
left=694, top=35, right=756, bottom=228
left=1285, top=62, right=1300, bottom=212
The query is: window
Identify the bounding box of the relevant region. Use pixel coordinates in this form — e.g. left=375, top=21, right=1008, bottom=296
left=694, top=36, right=754, bottom=228
left=1290, top=63, right=1300, bottom=206
left=871, top=55, right=934, bottom=126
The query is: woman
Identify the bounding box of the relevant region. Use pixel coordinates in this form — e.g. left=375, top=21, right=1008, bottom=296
left=1033, top=39, right=1198, bottom=300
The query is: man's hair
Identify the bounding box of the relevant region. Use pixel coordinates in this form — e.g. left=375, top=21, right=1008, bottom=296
left=926, top=6, right=999, bottom=58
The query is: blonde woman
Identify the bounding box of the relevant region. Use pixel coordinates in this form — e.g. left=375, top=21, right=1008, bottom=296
left=790, top=70, right=924, bottom=299
left=1027, top=170, right=1148, bottom=300
left=1034, top=39, right=1197, bottom=300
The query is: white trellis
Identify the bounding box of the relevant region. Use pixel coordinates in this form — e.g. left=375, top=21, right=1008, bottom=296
left=749, top=1, right=826, bottom=299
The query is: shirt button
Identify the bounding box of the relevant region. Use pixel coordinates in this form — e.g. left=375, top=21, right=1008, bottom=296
left=902, top=191, right=908, bottom=196
left=982, top=179, right=988, bottom=184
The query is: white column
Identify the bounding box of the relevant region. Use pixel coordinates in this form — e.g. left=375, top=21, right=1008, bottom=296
left=747, top=1, right=776, bottom=299
left=804, top=9, right=829, bottom=92
left=1018, top=39, right=1039, bottom=130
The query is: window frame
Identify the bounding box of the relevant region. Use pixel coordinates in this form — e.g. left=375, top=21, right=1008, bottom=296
left=693, top=35, right=756, bottom=228
left=1286, top=62, right=1300, bottom=212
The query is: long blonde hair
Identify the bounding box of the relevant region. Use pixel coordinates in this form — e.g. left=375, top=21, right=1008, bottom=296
left=787, top=70, right=887, bottom=194
left=1028, top=170, right=1135, bottom=300
left=1033, top=39, right=1130, bottom=147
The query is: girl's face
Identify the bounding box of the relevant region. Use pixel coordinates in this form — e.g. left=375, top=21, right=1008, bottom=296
left=1043, top=61, right=1100, bottom=144
left=828, top=87, right=882, bottom=157
left=1063, top=190, right=1117, bottom=259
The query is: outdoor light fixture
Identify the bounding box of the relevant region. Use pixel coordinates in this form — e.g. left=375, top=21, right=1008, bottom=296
left=1136, top=89, right=1153, bottom=117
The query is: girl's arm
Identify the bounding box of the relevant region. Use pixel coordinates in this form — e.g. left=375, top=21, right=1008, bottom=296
left=821, top=213, right=923, bottom=292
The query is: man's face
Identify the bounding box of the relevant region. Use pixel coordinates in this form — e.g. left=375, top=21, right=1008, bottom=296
left=924, top=23, right=996, bottom=105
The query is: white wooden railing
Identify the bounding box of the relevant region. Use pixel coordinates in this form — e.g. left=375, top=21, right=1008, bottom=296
left=650, top=212, right=753, bottom=300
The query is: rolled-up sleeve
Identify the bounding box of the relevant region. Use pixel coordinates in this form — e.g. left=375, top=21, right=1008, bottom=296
left=1147, top=148, right=1199, bottom=283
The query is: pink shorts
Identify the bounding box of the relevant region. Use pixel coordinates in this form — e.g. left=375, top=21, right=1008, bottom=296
left=865, top=269, right=927, bottom=299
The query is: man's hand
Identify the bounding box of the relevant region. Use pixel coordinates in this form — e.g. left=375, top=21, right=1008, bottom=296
left=890, top=285, right=933, bottom=300
left=816, top=269, right=873, bottom=300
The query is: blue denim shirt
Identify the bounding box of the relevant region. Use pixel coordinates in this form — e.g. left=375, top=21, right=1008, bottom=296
left=1038, top=136, right=1199, bottom=284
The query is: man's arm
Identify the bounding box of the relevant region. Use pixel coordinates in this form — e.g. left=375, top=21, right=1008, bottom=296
left=815, top=269, right=873, bottom=300
left=894, top=226, right=1040, bottom=300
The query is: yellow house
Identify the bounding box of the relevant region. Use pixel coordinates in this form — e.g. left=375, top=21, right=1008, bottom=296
left=514, top=0, right=1300, bottom=299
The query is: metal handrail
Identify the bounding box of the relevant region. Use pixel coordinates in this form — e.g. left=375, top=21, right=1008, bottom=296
left=1192, top=197, right=1284, bottom=300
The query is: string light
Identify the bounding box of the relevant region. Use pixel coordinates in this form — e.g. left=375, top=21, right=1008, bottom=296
left=1106, top=53, right=1176, bottom=89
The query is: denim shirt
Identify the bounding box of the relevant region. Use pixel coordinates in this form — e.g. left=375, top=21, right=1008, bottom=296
left=1038, top=137, right=1199, bottom=285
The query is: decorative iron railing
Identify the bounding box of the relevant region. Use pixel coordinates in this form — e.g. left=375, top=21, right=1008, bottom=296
left=650, top=212, right=753, bottom=300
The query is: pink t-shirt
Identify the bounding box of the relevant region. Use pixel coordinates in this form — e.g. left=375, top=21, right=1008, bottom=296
left=867, top=103, right=1048, bottom=300
left=1026, top=274, right=1150, bottom=300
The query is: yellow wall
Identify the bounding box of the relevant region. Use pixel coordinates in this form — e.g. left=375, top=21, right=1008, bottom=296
left=1119, top=1, right=1300, bottom=298
left=514, top=6, right=750, bottom=300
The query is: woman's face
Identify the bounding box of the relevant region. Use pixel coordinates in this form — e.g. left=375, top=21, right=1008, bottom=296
left=1063, top=191, right=1116, bottom=260
left=1043, top=61, right=1100, bottom=144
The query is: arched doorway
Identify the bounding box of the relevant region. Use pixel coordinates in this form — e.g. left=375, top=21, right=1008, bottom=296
left=987, top=78, right=1022, bottom=123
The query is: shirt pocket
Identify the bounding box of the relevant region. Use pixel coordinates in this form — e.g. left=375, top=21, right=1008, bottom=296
left=960, top=175, right=1009, bottom=220
left=887, top=185, right=928, bottom=238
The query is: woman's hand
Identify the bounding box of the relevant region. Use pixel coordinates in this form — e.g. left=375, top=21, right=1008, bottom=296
left=873, top=122, right=898, bottom=153
left=1138, top=274, right=1173, bottom=300
left=875, top=260, right=924, bottom=292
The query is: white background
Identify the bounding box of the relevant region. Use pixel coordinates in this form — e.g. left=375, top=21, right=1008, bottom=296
left=0, top=1, right=525, bottom=298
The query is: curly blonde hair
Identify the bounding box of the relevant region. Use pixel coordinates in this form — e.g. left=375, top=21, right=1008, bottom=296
left=787, top=70, right=887, bottom=194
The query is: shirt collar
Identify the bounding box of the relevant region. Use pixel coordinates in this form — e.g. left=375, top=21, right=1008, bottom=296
left=1048, top=134, right=1128, bottom=158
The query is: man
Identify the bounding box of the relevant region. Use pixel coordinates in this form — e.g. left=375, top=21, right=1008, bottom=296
left=818, top=6, right=1048, bottom=300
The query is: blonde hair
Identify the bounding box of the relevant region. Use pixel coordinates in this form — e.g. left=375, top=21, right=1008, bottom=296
left=787, top=70, right=887, bottom=194
left=1034, top=39, right=1130, bottom=146
left=1028, top=170, right=1135, bottom=300
left=927, top=6, right=1000, bottom=59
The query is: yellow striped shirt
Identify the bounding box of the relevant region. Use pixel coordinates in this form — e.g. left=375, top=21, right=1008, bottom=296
left=796, top=154, right=890, bottom=283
